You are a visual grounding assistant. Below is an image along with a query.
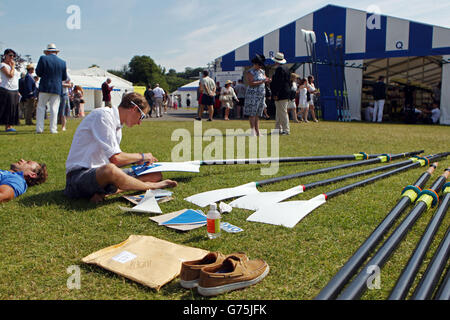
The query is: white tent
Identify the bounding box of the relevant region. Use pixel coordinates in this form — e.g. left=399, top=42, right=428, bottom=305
left=172, top=80, right=199, bottom=108
left=68, top=67, right=134, bottom=111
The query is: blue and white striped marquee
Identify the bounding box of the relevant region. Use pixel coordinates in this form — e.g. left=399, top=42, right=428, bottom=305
left=215, top=4, right=450, bottom=124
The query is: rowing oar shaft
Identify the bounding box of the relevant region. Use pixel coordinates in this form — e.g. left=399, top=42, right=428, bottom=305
left=336, top=168, right=449, bottom=300
left=256, top=151, right=423, bottom=187
left=199, top=151, right=423, bottom=165
left=411, top=227, right=450, bottom=300
left=303, top=159, right=431, bottom=191
left=389, top=176, right=450, bottom=300
left=323, top=153, right=448, bottom=200
left=434, top=266, right=450, bottom=300
left=315, top=163, right=437, bottom=300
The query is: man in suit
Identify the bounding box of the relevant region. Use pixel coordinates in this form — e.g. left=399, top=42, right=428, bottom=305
left=270, top=52, right=291, bottom=135
left=35, top=43, right=68, bottom=134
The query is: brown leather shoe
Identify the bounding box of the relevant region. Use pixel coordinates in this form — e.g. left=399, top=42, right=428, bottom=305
left=197, top=255, right=269, bottom=296
left=180, top=252, right=247, bottom=289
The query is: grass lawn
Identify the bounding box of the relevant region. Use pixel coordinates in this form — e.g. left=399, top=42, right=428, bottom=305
left=0, top=118, right=449, bottom=300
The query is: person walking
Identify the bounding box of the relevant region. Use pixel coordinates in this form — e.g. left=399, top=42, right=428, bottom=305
left=270, top=52, right=291, bottom=135
left=372, top=75, right=386, bottom=123
left=297, top=78, right=309, bottom=122
left=35, top=44, right=68, bottom=134
left=152, top=84, right=165, bottom=118
left=196, top=70, right=216, bottom=121
left=233, top=79, right=246, bottom=119
left=220, top=80, right=238, bottom=121
left=243, top=54, right=269, bottom=136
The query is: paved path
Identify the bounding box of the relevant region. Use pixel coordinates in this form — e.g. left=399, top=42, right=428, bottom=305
left=145, top=107, right=198, bottom=122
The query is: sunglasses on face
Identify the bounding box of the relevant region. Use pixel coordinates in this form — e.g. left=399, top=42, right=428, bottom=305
left=130, top=101, right=146, bottom=120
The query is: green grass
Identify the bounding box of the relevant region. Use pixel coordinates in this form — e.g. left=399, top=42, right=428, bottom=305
left=0, top=118, right=449, bottom=300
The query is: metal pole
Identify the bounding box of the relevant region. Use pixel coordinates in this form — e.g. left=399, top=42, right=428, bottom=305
left=434, top=266, right=450, bottom=300
left=315, top=164, right=437, bottom=300
left=389, top=180, right=450, bottom=299
left=336, top=169, right=449, bottom=300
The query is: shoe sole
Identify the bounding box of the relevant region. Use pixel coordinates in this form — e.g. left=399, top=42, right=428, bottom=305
left=180, top=279, right=199, bottom=289
left=197, top=265, right=269, bottom=296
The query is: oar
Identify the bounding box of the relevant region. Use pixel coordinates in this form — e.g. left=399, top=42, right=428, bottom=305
left=132, top=152, right=402, bottom=175
left=184, top=151, right=423, bottom=207
left=194, top=152, right=417, bottom=165
left=411, top=226, right=450, bottom=300
left=388, top=179, right=450, bottom=300
left=230, top=156, right=430, bottom=211
left=315, top=163, right=438, bottom=300
left=336, top=167, right=450, bottom=300
left=434, top=266, right=450, bottom=300
left=246, top=153, right=449, bottom=229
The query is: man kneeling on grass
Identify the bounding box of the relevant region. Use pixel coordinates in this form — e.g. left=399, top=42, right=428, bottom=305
left=0, top=159, right=48, bottom=203
left=64, top=92, right=177, bottom=203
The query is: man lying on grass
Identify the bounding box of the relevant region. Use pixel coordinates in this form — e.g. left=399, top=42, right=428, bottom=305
left=0, top=159, right=48, bottom=203
left=64, top=92, right=177, bottom=204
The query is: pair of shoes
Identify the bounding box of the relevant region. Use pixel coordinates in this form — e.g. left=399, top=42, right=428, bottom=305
left=207, top=119, right=213, bottom=122
left=313, top=119, right=319, bottom=123
left=62, top=127, right=67, bottom=131
left=194, top=117, right=202, bottom=121
left=281, top=131, right=290, bottom=135
left=180, top=252, right=269, bottom=296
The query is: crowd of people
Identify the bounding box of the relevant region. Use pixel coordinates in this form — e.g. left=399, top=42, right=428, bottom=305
left=195, top=52, right=320, bottom=136
left=0, top=44, right=91, bottom=134
left=144, top=84, right=171, bottom=118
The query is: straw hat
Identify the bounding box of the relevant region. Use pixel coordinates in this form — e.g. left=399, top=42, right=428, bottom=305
left=26, top=64, right=35, bottom=70
left=271, top=52, right=286, bottom=64
left=225, top=80, right=233, bottom=85
left=44, top=43, right=60, bottom=53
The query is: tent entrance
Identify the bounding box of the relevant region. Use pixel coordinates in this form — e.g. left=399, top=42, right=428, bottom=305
left=362, top=56, right=443, bottom=123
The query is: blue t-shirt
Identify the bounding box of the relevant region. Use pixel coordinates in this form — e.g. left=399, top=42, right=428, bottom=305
left=0, top=170, right=28, bottom=198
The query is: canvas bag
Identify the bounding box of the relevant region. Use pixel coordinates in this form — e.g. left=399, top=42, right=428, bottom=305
left=82, top=235, right=208, bottom=290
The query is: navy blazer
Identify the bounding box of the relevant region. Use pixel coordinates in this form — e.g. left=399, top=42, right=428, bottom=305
left=270, top=65, right=291, bottom=100
left=36, top=54, right=68, bottom=95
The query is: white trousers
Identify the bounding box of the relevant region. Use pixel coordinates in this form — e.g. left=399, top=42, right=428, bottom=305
left=372, top=99, right=385, bottom=123
left=36, top=92, right=61, bottom=133
left=275, top=99, right=290, bottom=133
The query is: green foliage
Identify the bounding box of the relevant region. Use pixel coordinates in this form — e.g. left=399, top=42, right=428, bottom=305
left=107, top=56, right=202, bottom=92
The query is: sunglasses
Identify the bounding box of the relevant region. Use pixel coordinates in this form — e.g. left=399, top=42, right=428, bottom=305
left=130, top=101, right=146, bottom=120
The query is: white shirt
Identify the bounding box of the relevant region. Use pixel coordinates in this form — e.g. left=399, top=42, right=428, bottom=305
left=152, top=87, right=165, bottom=99
left=66, top=106, right=122, bottom=173
left=431, top=108, right=440, bottom=123
left=0, top=63, right=21, bottom=91
left=234, top=83, right=247, bottom=98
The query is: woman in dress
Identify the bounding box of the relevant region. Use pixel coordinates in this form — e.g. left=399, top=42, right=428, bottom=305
left=0, top=49, right=22, bottom=132
left=307, top=75, right=319, bottom=122
left=72, top=85, right=84, bottom=117
left=288, top=73, right=299, bottom=123
left=220, top=80, right=238, bottom=120
left=297, top=78, right=309, bottom=122
left=243, top=54, right=269, bottom=136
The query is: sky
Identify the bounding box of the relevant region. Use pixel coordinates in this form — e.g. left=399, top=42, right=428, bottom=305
left=1, top=0, right=449, bottom=73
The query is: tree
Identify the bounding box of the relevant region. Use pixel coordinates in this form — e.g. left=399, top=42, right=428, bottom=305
left=89, top=64, right=100, bottom=68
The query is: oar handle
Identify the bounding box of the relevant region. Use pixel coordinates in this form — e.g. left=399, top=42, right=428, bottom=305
left=256, top=151, right=421, bottom=187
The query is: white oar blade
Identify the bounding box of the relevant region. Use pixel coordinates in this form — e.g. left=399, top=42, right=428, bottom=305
left=246, top=194, right=327, bottom=228
left=184, top=182, right=258, bottom=207
left=229, top=186, right=304, bottom=211
left=138, top=162, right=200, bottom=175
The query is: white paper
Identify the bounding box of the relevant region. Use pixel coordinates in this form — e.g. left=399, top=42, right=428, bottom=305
left=111, top=251, right=137, bottom=264
left=137, top=162, right=200, bottom=175
left=219, top=202, right=233, bottom=214
left=246, top=194, right=327, bottom=228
